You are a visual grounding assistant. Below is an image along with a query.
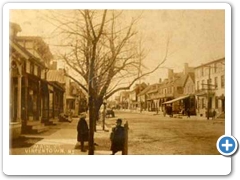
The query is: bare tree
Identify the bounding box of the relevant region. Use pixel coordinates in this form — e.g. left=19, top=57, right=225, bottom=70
left=43, top=10, right=169, bottom=155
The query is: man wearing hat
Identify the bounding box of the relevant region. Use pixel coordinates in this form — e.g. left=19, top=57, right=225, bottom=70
left=110, top=118, right=125, bottom=155
left=77, top=113, right=89, bottom=152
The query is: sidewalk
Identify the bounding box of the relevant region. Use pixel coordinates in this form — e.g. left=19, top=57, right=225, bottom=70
left=10, top=117, right=115, bottom=155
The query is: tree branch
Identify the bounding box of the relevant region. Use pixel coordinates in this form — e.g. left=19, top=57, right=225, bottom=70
left=64, top=72, right=88, bottom=93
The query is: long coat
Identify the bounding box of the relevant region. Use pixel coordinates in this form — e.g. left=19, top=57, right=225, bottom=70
left=110, top=126, right=125, bottom=153
left=77, top=118, right=89, bottom=142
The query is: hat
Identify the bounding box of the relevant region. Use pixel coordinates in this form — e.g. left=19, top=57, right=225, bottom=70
left=80, top=113, right=87, bottom=118
left=116, top=119, right=122, bottom=123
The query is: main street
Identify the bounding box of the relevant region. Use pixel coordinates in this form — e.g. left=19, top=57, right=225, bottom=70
left=10, top=111, right=224, bottom=155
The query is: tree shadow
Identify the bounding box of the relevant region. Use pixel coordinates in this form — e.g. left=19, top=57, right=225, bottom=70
left=10, top=136, right=43, bottom=148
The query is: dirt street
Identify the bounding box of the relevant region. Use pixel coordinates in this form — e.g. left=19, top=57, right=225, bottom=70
left=10, top=111, right=224, bottom=155
left=96, top=111, right=224, bottom=155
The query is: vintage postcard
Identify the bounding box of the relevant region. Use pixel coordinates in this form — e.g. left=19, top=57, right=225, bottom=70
left=3, top=2, right=232, bottom=175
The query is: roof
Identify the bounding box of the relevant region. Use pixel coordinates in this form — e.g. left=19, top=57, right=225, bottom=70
left=194, top=58, right=225, bottom=69
left=120, top=91, right=130, bottom=96
left=15, top=36, right=53, bottom=60
left=183, top=72, right=195, bottom=87
left=48, top=81, right=65, bottom=91
left=10, top=39, right=46, bottom=68
left=162, top=95, right=190, bottom=104
left=47, top=70, right=65, bottom=84
left=138, top=85, right=151, bottom=96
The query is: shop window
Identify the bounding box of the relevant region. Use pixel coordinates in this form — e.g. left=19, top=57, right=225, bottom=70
left=38, top=67, right=41, bottom=77
left=215, top=97, right=218, bottom=109
left=202, top=98, right=205, bottom=109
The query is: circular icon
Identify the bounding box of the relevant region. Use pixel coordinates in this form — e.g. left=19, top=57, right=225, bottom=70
left=216, top=135, right=238, bottom=156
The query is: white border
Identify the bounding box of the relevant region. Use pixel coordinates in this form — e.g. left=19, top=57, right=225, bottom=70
left=3, top=3, right=231, bottom=175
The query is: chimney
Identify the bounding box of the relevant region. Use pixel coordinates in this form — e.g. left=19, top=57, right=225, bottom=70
left=159, top=78, right=162, bottom=83
left=184, top=63, right=189, bottom=75
left=168, top=69, right=174, bottom=79
left=10, top=22, right=22, bottom=39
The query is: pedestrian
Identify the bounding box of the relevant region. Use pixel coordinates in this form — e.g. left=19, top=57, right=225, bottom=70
left=181, top=108, right=185, bottom=116
left=187, top=108, right=190, bottom=118
left=77, top=114, right=89, bottom=152
left=110, top=118, right=125, bottom=155
left=163, top=108, right=166, bottom=117
left=212, top=109, right=216, bottom=119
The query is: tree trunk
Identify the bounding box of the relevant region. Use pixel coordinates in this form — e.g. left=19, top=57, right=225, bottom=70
left=88, top=95, right=95, bottom=155
left=88, top=97, right=102, bottom=154
left=94, top=100, right=102, bottom=132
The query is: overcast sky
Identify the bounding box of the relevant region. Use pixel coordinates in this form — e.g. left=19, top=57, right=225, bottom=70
left=10, top=9, right=225, bottom=84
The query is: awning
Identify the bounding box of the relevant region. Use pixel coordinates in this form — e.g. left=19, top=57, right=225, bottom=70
left=66, top=95, right=76, bottom=100
left=162, top=95, right=190, bottom=104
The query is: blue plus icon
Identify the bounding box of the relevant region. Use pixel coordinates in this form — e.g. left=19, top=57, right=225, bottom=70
left=217, top=135, right=238, bottom=156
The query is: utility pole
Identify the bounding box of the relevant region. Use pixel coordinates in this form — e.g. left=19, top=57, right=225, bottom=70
left=138, top=38, right=142, bottom=112
left=202, top=65, right=216, bottom=120
left=207, top=66, right=210, bottom=120
left=102, top=98, right=107, bottom=131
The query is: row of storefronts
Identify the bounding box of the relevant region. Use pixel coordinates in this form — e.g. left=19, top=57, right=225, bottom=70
left=118, top=60, right=225, bottom=118
left=9, top=23, right=87, bottom=139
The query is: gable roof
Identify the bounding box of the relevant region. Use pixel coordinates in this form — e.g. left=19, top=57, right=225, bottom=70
left=138, top=85, right=151, bottom=96
left=47, top=70, right=65, bottom=84
left=194, top=58, right=225, bottom=69
left=183, top=72, right=195, bottom=87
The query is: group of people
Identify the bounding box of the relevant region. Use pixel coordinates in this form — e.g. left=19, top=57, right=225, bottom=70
left=77, top=115, right=125, bottom=154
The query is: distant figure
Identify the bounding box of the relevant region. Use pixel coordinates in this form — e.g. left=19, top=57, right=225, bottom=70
left=77, top=115, right=89, bottom=152
left=181, top=108, right=185, bottom=116
left=212, top=109, right=216, bottom=119
left=187, top=108, right=191, bottom=118
left=110, top=119, right=125, bottom=155
left=163, top=108, right=166, bottom=117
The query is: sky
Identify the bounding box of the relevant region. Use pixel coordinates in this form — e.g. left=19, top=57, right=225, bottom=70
left=10, top=9, right=225, bottom=84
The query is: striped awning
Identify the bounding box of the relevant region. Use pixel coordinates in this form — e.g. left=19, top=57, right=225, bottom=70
left=162, top=95, right=190, bottom=104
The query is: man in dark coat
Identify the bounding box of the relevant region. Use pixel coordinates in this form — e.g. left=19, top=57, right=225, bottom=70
left=77, top=115, right=89, bottom=152
left=110, top=118, right=125, bottom=155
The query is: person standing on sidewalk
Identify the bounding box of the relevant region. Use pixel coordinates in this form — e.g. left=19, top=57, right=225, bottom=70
left=110, top=119, right=125, bottom=155
left=77, top=115, right=89, bottom=152
left=187, top=108, right=191, bottom=118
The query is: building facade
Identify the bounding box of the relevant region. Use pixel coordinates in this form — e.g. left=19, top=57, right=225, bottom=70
left=10, top=23, right=52, bottom=136
left=195, top=58, right=225, bottom=117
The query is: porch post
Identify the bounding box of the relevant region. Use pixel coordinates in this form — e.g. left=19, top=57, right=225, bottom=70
left=17, top=74, right=22, bottom=122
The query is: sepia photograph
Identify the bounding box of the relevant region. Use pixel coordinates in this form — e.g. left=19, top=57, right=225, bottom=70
left=8, top=7, right=226, bottom=157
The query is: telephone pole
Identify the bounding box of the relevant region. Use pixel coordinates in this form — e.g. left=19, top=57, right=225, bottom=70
left=207, top=66, right=210, bottom=120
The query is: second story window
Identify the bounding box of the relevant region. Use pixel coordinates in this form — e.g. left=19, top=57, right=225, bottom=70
left=215, top=77, right=218, bottom=89
left=22, top=61, right=26, bottom=74
left=201, top=80, right=205, bottom=90
left=37, top=67, right=41, bottom=77
left=207, top=78, right=212, bottom=85
left=197, top=81, right=199, bottom=91
left=214, top=63, right=217, bottom=73
left=30, top=63, right=34, bottom=74
left=221, top=75, right=225, bottom=88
